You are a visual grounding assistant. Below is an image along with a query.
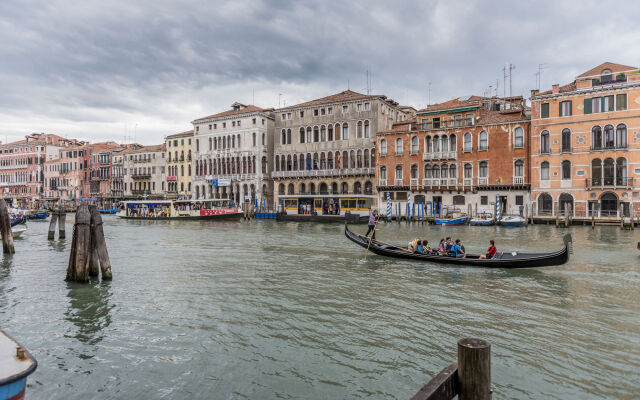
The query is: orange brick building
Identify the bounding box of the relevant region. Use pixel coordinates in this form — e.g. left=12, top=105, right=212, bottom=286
left=530, top=62, right=640, bottom=219
left=377, top=96, right=530, bottom=217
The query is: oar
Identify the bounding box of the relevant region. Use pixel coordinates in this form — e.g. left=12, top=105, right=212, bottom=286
left=364, top=217, right=380, bottom=261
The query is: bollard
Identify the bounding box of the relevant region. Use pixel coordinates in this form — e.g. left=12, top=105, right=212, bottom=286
left=66, top=204, right=91, bottom=282
left=48, top=210, right=59, bottom=240
left=90, top=206, right=112, bottom=280
left=458, top=338, right=491, bottom=400
left=0, top=200, right=14, bottom=254
left=58, top=210, right=66, bottom=239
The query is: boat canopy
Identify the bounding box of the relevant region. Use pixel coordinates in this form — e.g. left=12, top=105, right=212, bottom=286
left=125, top=201, right=171, bottom=207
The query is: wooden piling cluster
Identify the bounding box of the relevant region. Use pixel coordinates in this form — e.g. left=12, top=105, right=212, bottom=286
left=0, top=200, right=14, bottom=254
left=66, top=204, right=112, bottom=282
left=411, top=338, right=491, bottom=400
left=47, top=208, right=67, bottom=239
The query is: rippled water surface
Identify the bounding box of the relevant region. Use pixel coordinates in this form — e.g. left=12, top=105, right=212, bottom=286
left=0, top=217, right=639, bottom=399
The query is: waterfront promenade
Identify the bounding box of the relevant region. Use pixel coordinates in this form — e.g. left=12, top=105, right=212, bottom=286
left=0, top=217, right=638, bottom=399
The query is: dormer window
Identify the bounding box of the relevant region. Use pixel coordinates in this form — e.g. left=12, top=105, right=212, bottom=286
left=601, top=69, right=612, bottom=82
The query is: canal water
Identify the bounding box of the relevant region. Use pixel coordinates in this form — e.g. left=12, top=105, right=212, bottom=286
left=0, top=217, right=638, bottom=399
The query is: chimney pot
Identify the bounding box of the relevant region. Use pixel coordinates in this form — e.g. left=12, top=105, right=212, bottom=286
left=531, top=89, right=539, bottom=97
left=552, top=84, right=560, bottom=94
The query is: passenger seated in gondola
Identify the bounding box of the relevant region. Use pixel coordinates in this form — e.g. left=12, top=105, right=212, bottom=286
left=408, top=238, right=419, bottom=252
left=479, top=240, right=497, bottom=259
left=450, top=239, right=466, bottom=258
left=420, top=240, right=431, bottom=254
left=437, top=239, right=446, bottom=255
left=445, top=237, right=453, bottom=253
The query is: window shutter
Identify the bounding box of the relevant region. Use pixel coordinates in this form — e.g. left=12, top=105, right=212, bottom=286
left=607, top=95, right=614, bottom=111
left=584, top=98, right=592, bottom=114
left=616, top=94, right=627, bottom=111
left=558, top=102, right=563, bottom=117
left=568, top=101, right=572, bottom=116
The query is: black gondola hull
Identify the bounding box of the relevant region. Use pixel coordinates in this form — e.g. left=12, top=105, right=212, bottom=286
left=345, top=224, right=570, bottom=268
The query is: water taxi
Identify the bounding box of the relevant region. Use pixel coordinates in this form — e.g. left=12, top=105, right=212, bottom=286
left=0, top=330, right=37, bottom=400
left=117, top=199, right=243, bottom=220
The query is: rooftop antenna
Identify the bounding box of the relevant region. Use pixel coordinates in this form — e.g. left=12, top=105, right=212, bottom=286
left=503, top=64, right=507, bottom=99
left=535, top=63, right=549, bottom=90
left=508, top=63, right=516, bottom=97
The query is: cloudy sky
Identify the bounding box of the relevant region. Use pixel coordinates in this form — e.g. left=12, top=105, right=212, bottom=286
left=1, top=0, right=638, bottom=144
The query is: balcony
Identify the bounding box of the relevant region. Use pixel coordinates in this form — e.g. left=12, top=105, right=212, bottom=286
left=477, top=177, right=488, bottom=185
left=421, top=178, right=458, bottom=187
left=463, top=178, right=473, bottom=186
left=271, top=167, right=375, bottom=179
left=585, top=177, right=634, bottom=190
left=131, top=174, right=151, bottom=180
left=422, top=151, right=457, bottom=161
left=590, top=144, right=628, bottom=151
left=379, top=151, right=387, bottom=157
left=0, top=164, right=28, bottom=170
left=513, top=176, right=524, bottom=185
left=410, top=178, right=419, bottom=186
left=379, top=179, right=387, bottom=186
left=394, top=179, right=404, bottom=186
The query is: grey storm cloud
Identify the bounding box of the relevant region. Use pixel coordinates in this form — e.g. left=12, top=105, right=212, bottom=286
left=1, top=0, right=639, bottom=143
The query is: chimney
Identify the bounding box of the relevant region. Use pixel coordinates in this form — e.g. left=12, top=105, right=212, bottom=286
left=530, top=89, right=539, bottom=97
left=552, top=84, right=560, bottom=94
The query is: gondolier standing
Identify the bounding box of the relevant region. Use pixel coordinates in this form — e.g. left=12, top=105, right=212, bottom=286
left=365, top=210, right=378, bottom=239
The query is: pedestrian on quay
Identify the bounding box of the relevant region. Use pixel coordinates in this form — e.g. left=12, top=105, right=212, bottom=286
left=365, top=209, right=378, bottom=239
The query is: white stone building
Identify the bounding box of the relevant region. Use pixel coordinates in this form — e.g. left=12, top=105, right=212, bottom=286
left=191, top=103, right=275, bottom=206
left=122, top=144, right=167, bottom=198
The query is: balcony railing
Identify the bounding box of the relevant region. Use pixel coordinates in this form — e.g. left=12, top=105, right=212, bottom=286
left=379, top=151, right=387, bottom=157
left=421, top=118, right=474, bottom=130
left=410, top=178, right=418, bottom=186
left=585, top=177, right=634, bottom=189
left=272, top=167, right=375, bottom=179
left=590, top=144, right=628, bottom=151
left=421, top=178, right=459, bottom=187
left=379, top=179, right=387, bottom=186
left=463, top=178, right=473, bottom=186
left=561, top=146, right=572, bottom=153
left=513, top=176, right=524, bottom=185
left=0, top=164, right=28, bottom=170
left=422, top=151, right=457, bottom=161
left=394, top=179, right=404, bottom=186
left=131, top=174, right=151, bottom=180
left=477, top=177, right=489, bottom=185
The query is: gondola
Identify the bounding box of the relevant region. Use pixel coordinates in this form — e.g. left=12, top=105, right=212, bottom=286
left=345, top=224, right=571, bottom=268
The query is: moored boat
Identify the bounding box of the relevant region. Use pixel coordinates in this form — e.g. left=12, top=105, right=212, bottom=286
left=434, top=215, right=468, bottom=225
left=10, top=216, right=25, bottom=227
left=24, top=211, right=49, bottom=220
left=345, top=224, right=571, bottom=268
left=9, top=225, right=26, bottom=238
left=117, top=199, right=243, bottom=220
left=470, top=213, right=494, bottom=226
left=500, top=214, right=525, bottom=227
left=99, top=208, right=118, bottom=214
left=0, top=329, right=37, bottom=400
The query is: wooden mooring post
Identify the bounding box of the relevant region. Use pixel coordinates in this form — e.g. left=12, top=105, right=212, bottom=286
left=47, top=208, right=67, bottom=239
left=66, top=204, right=112, bottom=282
left=0, top=200, right=14, bottom=254
left=48, top=209, right=59, bottom=239
left=411, top=338, right=491, bottom=400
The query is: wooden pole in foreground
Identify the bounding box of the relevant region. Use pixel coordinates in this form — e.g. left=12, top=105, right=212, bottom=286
left=58, top=209, right=66, bottom=239
left=90, top=206, right=112, bottom=280
left=88, top=206, right=100, bottom=277
left=48, top=209, right=59, bottom=240
left=72, top=205, right=91, bottom=282
left=457, top=338, right=491, bottom=400
left=0, top=200, right=14, bottom=254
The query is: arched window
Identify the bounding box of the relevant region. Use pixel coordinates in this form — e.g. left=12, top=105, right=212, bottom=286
left=562, top=160, right=571, bottom=180
left=433, top=135, right=440, bottom=152
left=357, top=121, right=363, bottom=138
left=342, top=151, right=348, bottom=170
left=479, top=131, right=488, bottom=150
left=349, top=150, right=355, bottom=168
left=288, top=183, right=294, bottom=195
left=280, top=155, right=285, bottom=172
left=300, top=182, right=306, bottom=194
left=356, top=150, right=362, bottom=168
left=604, top=125, right=614, bottom=148
left=281, top=129, right=287, bottom=145
left=275, top=155, right=280, bottom=171
left=601, top=68, right=612, bottom=82
left=286, top=129, right=291, bottom=145
left=449, top=135, right=457, bottom=152
left=363, top=149, right=369, bottom=168
left=320, top=182, right=328, bottom=194
left=395, top=138, right=403, bottom=155
left=410, top=164, right=418, bottom=184
left=411, top=136, right=418, bottom=154
left=306, top=127, right=312, bottom=143
left=335, top=123, right=341, bottom=140
left=449, top=164, right=456, bottom=180
left=327, top=152, right=334, bottom=169
left=541, top=161, right=550, bottom=180
left=332, top=182, right=338, bottom=194
left=379, top=166, right=387, bottom=183
left=559, top=193, right=574, bottom=216
left=616, top=157, right=627, bottom=185
left=616, top=124, right=627, bottom=148
left=253, top=132, right=257, bottom=146
left=313, top=126, right=319, bottom=142
left=321, top=125, right=326, bottom=141
left=479, top=161, right=488, bottom=178
left=514, top=160, right=524, bottom=178
left=354, top=181, right=362, bottom=194
left=310, top=183, right=316, bottom=195
left=370, top=148, right=375, bottom=167
left=364, top=120, right=370, bottom=138
left=395, top=165, right=403, bottom=184
left=538, top=193, right=553, bottom=215
left=464, top=163, right=472, bottom=181
left=341, top=182, right=348, bottom=194
left=328, top=125, right=333, bottom=141
left=286, top=155, right=292, bottom=171
left=320, top=152, right=326, bottom=169
left=441, top=136, right=449, bottom=153
left=540, top=130, right=550, bottom=153
left=380, top=139, right=387, bottom=156
left=592, top=126, right=602, bottom=149
left=463, top=132, right=472, bottom=152
left=313, top=153, right=319, bottom=170
left=514, top=127, right=524, bottom=148
left=604, top=158, right=614, bottom=185
left=426, top=136, right=432, bottom=153
left=342, top=123, right=349, bottom=139
left=424, top=165, right=432, bottom=183
left=364, top=181, right=372, bottom=194
left=278, top=183, right=285, bottom=195
left=561, top=129, right=571, bottom=152
left=262, top=133, right=265, bottom=146
left=232, top=135, right=235, bottom=147
left=299, top=154, right=305, bottom=171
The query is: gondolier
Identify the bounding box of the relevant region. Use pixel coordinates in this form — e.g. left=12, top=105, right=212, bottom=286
left=365, top=210, right=378, bottom=239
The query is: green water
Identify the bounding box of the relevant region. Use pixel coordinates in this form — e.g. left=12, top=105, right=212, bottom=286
left=0, top=218, right=638, bottom=399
